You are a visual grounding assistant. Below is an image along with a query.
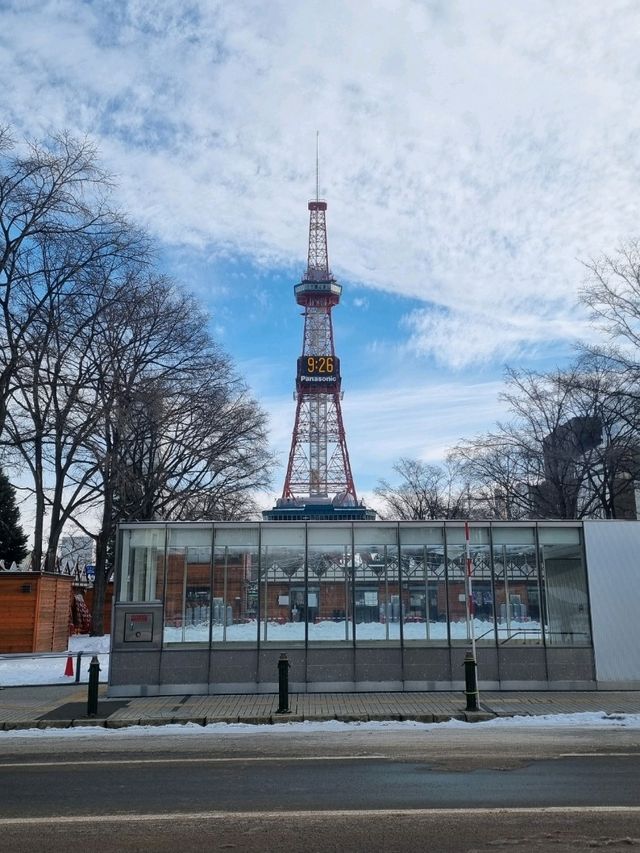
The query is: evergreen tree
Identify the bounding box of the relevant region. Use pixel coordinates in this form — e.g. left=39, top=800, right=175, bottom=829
left=0, top=468, right=28, bottom=565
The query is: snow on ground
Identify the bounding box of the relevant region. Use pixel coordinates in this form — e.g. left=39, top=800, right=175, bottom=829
left=68, top=635, right=110, bottom=654
left=2, top=712, right=640, bottom=739
left=0, top=635, right=110, bottom=686
left=164, top=617, right=540, bottom=644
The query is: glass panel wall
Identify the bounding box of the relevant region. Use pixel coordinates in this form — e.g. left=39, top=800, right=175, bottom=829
left=164, top=528, right=212, bottom=645
left=307, top=525, right=353, bottom=643
left=354, top=525, right=399, bottom=642
left=119, top=527, right=165, bottom=603
left=115, top=522, right=592, bottom=650
left=446, top=526, right=493, bottom=643
left=399, top=526, right=447, bottom=643
left=213, top=527, right=259, bottom=644
left=492, top=527, right=541, bottom=644
left=260, top=525, right=305, bottom=644
left=539, top=527, right=590, bottom=645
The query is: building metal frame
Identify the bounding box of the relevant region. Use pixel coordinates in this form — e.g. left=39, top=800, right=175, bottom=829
left=108, top=518, right=640, bottom=697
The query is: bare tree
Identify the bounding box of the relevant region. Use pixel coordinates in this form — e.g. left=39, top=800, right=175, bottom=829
left=581, top=242, right=640, bottom=378
left=558, top=357, right=640, bottom=518
left=0, top=129, right=274, bottom=634
left=375, top=457, right=468, bottom=520
left=3, top=259, right=143, bottom=570
left=451, top=362, right=640, bottom=520
left=0, top=130, right=145, bottom=438
left=499, top=367, right=604, bottom=518
left=65, top=274, right=274, bottom=634
left=449, top=438, right=531, bottom=519
left=112, top=365, right=272, bottom=523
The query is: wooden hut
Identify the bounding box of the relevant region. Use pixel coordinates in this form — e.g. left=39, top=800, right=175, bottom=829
left=0, top=572, right=73, bottom=653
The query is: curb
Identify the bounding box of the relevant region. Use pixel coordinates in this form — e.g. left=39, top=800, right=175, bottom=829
left=464, top=711, right=495, bottom=722
left=0, top=710, right=499, bottom=731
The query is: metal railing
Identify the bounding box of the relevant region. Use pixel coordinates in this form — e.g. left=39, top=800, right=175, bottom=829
left=500, top=629, right=590, bottom=645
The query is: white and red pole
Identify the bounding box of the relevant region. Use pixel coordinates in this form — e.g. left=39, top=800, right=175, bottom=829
left=464, top=521, right=477, bottom=661
left=463, top=521, right=480, bottom=710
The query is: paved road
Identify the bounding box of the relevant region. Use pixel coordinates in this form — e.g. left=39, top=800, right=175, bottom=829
left=1, top=726, right=639, bottom=851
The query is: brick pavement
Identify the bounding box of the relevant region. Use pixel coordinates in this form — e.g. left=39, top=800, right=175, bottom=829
left=0, top=685, right=638, bottom=730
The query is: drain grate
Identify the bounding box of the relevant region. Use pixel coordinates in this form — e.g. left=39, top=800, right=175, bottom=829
left=38, top=700, right=130, bottom=721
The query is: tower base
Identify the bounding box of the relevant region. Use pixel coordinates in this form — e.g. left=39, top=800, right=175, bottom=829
left=263, top=498, right=376, bottom=522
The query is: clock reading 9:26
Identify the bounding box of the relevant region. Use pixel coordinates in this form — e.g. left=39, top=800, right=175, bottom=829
left=296, top=355, right=341, bottom=381
left=306, top=356, right=334, bottom=374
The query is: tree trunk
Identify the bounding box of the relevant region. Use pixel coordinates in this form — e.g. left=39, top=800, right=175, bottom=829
left=91, top=468, right=114, bottom=636
left=91, top=541, right=107, bottom=637
left=0, top=394, right=6, bottom=442
left=31, top=442, right=45, bottom=571
left=44, top=506, right=63, bottom=573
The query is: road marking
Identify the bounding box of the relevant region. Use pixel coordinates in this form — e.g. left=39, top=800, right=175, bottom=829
left=3, top=752, right=638, bottom=769
left=559, top=753, right=640, bottom=757
left=1, top=807, right=640, bottom=826
left=0, top=755, right=385, bottom=769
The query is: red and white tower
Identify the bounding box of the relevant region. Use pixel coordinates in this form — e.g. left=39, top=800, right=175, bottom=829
left=283, top=196, right=355, bottom=505
left=266, top=181, right=374, bottom=521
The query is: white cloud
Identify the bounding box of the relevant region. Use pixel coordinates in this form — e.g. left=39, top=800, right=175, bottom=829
left=1, top=0, right=638, bottom=365
left=403, top=302, right=592, bottom=368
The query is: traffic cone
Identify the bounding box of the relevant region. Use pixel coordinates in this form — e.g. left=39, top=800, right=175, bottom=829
left=64, top=655, right=74, bottom=677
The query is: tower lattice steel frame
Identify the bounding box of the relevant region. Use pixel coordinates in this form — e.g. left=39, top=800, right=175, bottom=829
left=280, top=198, right=358, bottom=506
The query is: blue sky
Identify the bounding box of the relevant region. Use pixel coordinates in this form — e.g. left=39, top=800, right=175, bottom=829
left=2, top=0, right=639, bottom=511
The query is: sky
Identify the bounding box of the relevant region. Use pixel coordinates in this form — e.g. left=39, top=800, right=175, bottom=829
left=2, top=0, right=640, bottom=513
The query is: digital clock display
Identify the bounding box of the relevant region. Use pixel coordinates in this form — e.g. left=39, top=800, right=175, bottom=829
left=303, top=356, right=336, bottom=374
left=297, top=355, right=341, bottom=387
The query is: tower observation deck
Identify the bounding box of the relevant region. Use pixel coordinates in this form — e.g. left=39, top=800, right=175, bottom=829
left=263, top=197, right=375, bottom=522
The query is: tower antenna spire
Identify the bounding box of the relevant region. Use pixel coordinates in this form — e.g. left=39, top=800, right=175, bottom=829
left=315, top=130, right=319, bottom=203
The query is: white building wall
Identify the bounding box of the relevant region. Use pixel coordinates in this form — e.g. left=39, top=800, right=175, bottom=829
left=583, top=520, right=640, bottom=688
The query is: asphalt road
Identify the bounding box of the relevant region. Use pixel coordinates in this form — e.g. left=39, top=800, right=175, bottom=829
left=0, top=725, right=639, bottom=851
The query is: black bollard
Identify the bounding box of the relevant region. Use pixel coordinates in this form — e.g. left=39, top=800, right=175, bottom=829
left=75, top=651, right=82, bottom=684
left=276, top=653, right=290, bottom=714
left=464, top=649, right=479, bottom=712
left=87, top=654, right=100, bottom=717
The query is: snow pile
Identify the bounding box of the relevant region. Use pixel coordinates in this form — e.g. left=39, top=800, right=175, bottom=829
left=68, top=635, right=110, bottom=654
left=2, top=711, right=640, bottom=738
left=471, top=711, right=639, bottom=728
left=0, top=635, right=110, bottom=686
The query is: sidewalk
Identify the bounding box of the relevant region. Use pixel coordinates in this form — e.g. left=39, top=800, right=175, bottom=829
left=0, top=685, right=639, bottom=730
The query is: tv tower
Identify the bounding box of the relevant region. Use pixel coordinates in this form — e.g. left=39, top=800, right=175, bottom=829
left=264, top=139, right=374, bottom=521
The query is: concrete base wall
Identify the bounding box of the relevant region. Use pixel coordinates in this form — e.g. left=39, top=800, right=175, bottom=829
left=108, top=644, right=596, bottom=697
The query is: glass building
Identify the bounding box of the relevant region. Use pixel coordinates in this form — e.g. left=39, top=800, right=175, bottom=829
left=107, top=518, right=636, bottom=696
